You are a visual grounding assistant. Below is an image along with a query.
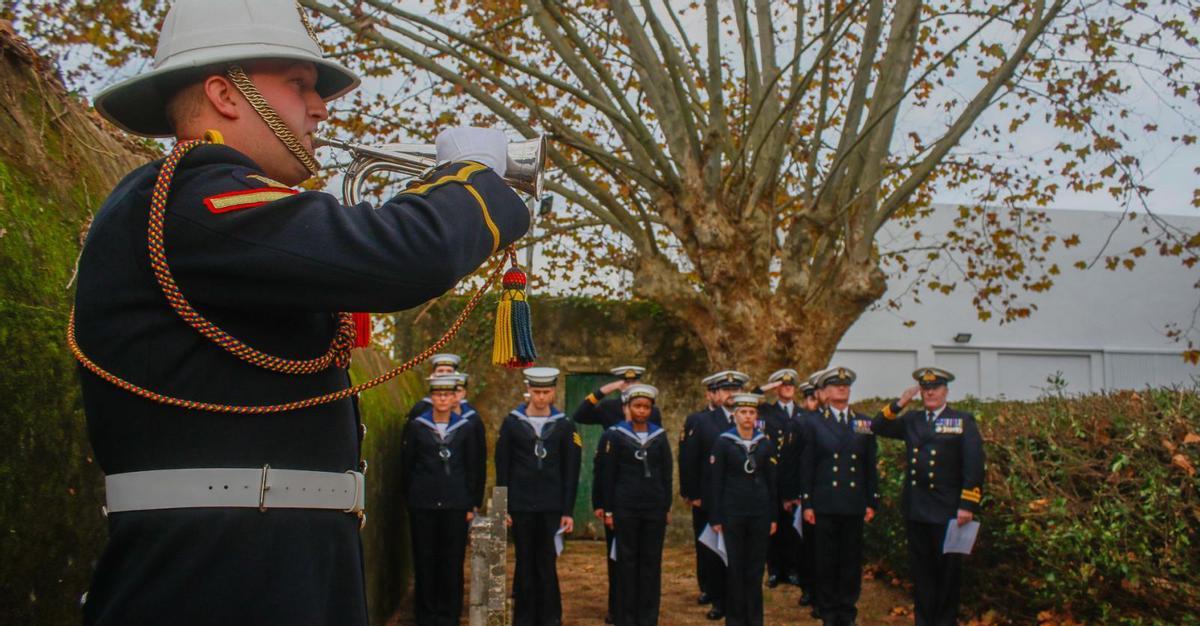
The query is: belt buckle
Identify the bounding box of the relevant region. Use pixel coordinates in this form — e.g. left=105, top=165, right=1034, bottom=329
left=343, top=470, right=366, bottom=529
left=258, top=464, right=271, bottom=512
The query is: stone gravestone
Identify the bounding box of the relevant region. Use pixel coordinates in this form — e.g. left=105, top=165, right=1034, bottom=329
left=469, top=486, right=508, bottom=626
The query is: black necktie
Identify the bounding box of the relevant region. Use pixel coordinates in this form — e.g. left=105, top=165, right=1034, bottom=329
left=927, top=410, right=936, bottom=423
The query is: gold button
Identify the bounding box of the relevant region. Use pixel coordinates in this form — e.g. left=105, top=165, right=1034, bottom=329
left=850, top=482, right=856, bottom=487
left=911, top=470, right=916, bottom=475
left=851, top=466, right=857, bottom=472
left=833, top=481, right=838, bottom=487
left=911, top=480, right=917, bottom=486
left=851, top=454, right=858, bottom=460
left=929, top=472, right=935, bottom=478
left=931, top=450, right=938, bottom=456
left=929, top=483, right=935, bottom=489
left=930, top=460, right=936, bottom=466
left=833, top=466, right=839, bottom=472
left=834, top=453, right=840, bottom=459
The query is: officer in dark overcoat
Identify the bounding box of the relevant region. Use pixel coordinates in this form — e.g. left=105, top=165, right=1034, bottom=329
left=594, top=384, right=673, bottom=626
left=872, top=367, right=985, bottom=626
left=678, top=375, right=720, bottom=607
left=400, top=374, right=486, bottom=626
left=494, top=367, right=582, bottom=626
left=680, top=370, right=749, bottom=620
left=793, top=378, right=822, bottom=608
left=709, top=393, right=779, bottom=626
left=799, top=368, right=879, bottom=626
left=72, top=1, right=530, bottom=624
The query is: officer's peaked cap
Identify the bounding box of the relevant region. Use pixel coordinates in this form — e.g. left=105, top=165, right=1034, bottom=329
left=913, top=367, right=955, bottom=388
left=768, top=368, right=799, bottom=385
left=817, top=367, right=857, bottom=387
left=94, top=0, right=360, bottom=137
left=610, top=365, right=646, bottom=380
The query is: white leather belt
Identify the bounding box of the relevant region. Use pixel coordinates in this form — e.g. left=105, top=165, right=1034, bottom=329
left=104, top=466, right=365, bottom=514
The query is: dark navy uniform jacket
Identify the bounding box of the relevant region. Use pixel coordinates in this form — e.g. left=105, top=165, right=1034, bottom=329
left=594, top=422, right=673, bottom=514
left=757, top=400, right=798, bottom=503
left=677, top=406, right=712, bottom=502
left=73, top=143, right=528, bottom=626
left=494, top=405, right=583, bottom=515
left=572, top=388, right=663, bottom=428
left=400, top=409, right=486, bottom=511
left=872, top=403, right=985, bottom=523
left=799, top=408, right=880, bottom=516
left=708, top=430, right=779, bottom=525
left=680, top=407, right=735, bottom=509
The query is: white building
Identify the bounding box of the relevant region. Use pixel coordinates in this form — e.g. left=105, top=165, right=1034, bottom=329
left=833, top=206, right=1200, bottom=400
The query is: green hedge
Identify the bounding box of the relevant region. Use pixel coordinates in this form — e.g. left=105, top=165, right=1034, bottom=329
left=864, top=389, right=1200, bottom=624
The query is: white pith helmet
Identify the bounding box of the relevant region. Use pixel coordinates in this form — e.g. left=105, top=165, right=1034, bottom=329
left=94, top=0, right=360, bottom=137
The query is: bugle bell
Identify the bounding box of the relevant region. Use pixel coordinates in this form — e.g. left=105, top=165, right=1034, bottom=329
left=316, top=135, right=546, bottom=205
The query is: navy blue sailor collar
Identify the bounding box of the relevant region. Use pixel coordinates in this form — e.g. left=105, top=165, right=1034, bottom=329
left=720, top=428, right=768, bottom=449
left=414, top=409, right=470, bottom=436
left=611, top=420, right=665, bottom=445
left=510, top=404, right=567, bottom=434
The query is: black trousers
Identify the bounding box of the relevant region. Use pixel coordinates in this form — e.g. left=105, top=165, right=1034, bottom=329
left=692, top=506, right=726, bottom=608
left=721, top=514, right=770, bottom=626
left=408, top=507, right=469, bottom=626
left=799, top=521, right=817, bottom=592
left=511, top=511, right=563, bottom=626
left=907, top=521, right=963, bottom=626
left=614, top=510, right=667, bottom=626
left=604, top=524, right=618, bottom=618
left=814, top=513, right=864, bottom=625
left=767, top=503, right=797, bottom=579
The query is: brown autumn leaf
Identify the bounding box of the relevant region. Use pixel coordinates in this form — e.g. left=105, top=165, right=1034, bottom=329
left=889, top=605, right=911, bottom=616
left=1028, top=498, right=1050, bottom=512
left=1171, top=454, right=1196, bottom=476
left=1183, top=432, right=1200, bottom=445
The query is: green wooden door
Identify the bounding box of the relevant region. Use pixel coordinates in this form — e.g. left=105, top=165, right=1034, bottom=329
left=565, top=372, right=611, bottom=539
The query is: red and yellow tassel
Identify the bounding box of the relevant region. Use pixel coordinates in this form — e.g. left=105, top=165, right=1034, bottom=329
left=492, top=258, right=537, bottom=367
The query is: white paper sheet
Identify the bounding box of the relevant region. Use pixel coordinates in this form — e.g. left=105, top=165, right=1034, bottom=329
left=698, top=524, right=728, bottom=566
left=942, top=520, right=980, bottom=555
left=792, top=506, right=804, bottom=539
left=609, top=538, right=617, bottom=562
left=554, top=526, right=566, bottom=557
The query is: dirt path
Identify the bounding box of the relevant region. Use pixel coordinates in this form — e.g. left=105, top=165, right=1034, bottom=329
left=390, top=540, right=914, bottom=625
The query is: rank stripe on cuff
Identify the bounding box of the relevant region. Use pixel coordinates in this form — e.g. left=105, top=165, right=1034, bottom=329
left=961, top=487, right=982, bottom=503
left=204, top=188, right=298, bottom=214
left=586, top=393, right=600, bottom=405
left=402, top=162, right=500, bottom=253
left=573, top=432, right=583, bottom=447
left=881, top=403, right=898, bottom=419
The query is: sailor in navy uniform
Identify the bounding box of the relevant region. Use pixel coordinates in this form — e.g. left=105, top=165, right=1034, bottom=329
left=73, top=2, right=530, bottom=624
left=405, top=353, right=465, bottom=418
left=754, top=368, right=803, bottom=589
left=400, top=374, right=485, bottom=626
left=494, top=367, right=582, bottom=626
left=709, top=393, right=779, bottom=626
left=594, top=384, right=673, bottom=626
left=678, top=375, right=721, bottom=607
left=799, top=368, right=879, bottom=626
left=574, top=365, right=661, bottom=623
left=872, top=367, right=984, bottom=626
left=680, top=370, right=750, bottom=620
left=573, top=365, right=664, bottom=428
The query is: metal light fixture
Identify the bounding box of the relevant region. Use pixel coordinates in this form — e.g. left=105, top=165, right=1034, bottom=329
left=953, top=333, right=972, bottom=344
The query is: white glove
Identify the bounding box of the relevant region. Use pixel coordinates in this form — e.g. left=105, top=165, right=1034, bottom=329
left=435, top=127, right=508, bottom=177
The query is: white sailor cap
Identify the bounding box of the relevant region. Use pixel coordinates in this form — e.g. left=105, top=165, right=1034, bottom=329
left=622, top=383, right=659, bottom=403
left=732, top=393, right=763, bottom=408
left=610, top=365, right=646, bottom=381
left=807, top=368, right=831, bottom=388
left=430, top=353, right=462, bottom=369
left=768, top=368, right=800, bottom=385
left=428, top=374, right=463, bottom=392
left=457, top=372, right=470, bottom=388
left=913, top=367, right=955, bottom=388
left=706, top=370, right=750, bottom=390
left=523, top=366, right=561, bottom=388
left=817, top=367, right=857, bottom=387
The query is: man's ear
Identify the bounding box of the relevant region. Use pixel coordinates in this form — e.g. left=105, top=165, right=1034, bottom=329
left=203, top=74, right=241, bottom=120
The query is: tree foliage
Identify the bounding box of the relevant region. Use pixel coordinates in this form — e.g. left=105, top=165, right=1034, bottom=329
left=8, top=0, right=1200, bottom=368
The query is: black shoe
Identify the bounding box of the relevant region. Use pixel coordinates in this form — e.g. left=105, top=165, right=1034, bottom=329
left=799, top=592, right=812, bottom=606
left=697, top=592, right=713, bottom=605
left=766, top=574, right=779, bottom=588
left=706, top=608, right=725, bottom=620
left=787, top=574, right=802, bottom=587
left=604, top=613, right=614, bottom=624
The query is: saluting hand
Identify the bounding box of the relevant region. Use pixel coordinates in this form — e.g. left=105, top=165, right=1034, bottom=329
left=957, top=509, right=973, bottom=527
left=594, top=508, right=605, bottom=521
left=899, top=385, right=921, bottom=406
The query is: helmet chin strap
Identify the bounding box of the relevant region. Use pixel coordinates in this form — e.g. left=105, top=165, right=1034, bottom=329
left=226, top=64, right=321, bottom=176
